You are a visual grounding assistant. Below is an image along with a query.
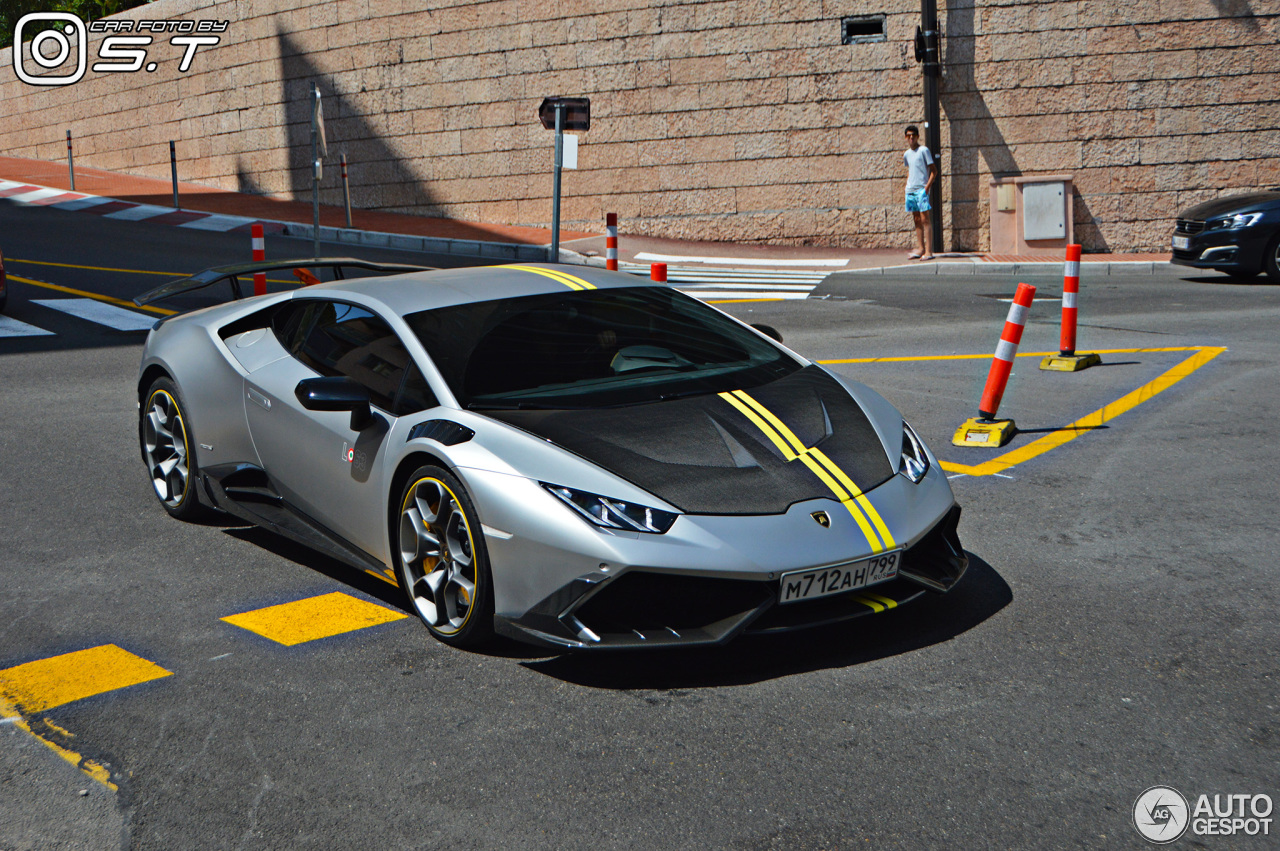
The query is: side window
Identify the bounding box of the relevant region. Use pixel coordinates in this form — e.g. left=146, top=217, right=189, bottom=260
left=291, top=301, right=415, bottom=412
left=271, top=301, right=317, bottom=354
left=393, top=362, right=438, bottom=416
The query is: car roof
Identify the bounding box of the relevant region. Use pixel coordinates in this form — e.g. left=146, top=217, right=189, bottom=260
left=306, top=263, right=660, bottom=316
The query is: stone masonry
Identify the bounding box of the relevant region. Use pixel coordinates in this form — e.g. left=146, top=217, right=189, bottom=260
left=0, top=0, right=1276, bottom=251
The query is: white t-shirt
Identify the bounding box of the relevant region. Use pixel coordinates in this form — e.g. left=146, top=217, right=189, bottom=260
left=903, top=146, right=935, bottom=192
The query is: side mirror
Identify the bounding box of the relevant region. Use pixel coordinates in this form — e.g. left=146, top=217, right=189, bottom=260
left=295, top=377, right=375, bottom=430
left=751, top=323, right=783, bottom=343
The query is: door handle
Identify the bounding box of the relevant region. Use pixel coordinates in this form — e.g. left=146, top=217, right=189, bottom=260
left=247, top=387, right=272, bottom=411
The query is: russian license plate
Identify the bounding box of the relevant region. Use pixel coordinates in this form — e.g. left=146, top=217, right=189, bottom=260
left=779, top=552, right=901, bottom=604
left=1172, top=235, right=1190, bottom=250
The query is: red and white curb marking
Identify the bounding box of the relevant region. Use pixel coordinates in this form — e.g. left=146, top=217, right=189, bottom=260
left=0, top=179, right=283, bottom=234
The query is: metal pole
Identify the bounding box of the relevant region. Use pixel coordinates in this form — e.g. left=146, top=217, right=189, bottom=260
left=66, top=130, right=75, bottom=191
left=341, top=153, right=352, bottom=229
left=551, top=104, right=564, bottom=263
left=169, top=141, right=180, bottom=209
left=921, top=0, right=943, bottom=254
left=311, top=88, right=320, bottom=259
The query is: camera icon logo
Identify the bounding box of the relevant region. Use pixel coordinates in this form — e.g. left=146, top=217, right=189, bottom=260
left=13, top=12, right=88, bottom=86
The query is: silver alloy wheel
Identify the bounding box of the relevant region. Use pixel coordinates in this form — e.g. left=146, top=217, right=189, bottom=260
left=398, top=477, right=477, bottom=633
left=143, top=390, right=189, bottom=507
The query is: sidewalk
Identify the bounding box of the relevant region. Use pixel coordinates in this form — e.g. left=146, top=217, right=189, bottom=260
left=0, top=156, right=1171, bottom=272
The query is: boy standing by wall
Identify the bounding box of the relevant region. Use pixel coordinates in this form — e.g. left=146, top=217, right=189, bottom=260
left=903, top=125, right=937, bottom=260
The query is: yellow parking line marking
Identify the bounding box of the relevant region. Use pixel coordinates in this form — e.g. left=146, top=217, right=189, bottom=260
left=6, top=257, right=189, bottom=276
left=819, top=346, right=1207, bottom=365
left=7, top=274, right=176, bottom=316
left=0, top=696, right=116, bottom=789
left=0, top=644, right=172, bottom=714
left=821, top=346, right=1225, bottom=477
left=938, top=346, right=1226, bottom=477
left=221, top=591, right=408, bottom=646
left=707, top=298, right=786, bottom=304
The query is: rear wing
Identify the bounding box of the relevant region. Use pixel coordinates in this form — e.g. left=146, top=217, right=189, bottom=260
left=132, top=258, right=435, bottom=307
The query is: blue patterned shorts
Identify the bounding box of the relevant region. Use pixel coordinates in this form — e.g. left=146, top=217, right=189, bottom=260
left=905, top=188, right=931, bottom=212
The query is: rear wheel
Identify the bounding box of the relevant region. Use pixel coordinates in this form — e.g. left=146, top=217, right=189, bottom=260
left=396, top=466, right=494, bottom=648
left=1265, top=234, right=1280, bottom=279
left=139, top=378, right=205, bottom=520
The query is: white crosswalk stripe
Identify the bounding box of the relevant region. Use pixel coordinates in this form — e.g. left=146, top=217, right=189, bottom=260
left=0, top=315, right=55, bottom=337
left=31, top=298, right=157, bottom=331
left=618, top=263, right=822, bottom=301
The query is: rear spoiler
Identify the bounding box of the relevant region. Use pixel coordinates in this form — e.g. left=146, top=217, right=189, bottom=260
left=132, top=258, right=435, bottom=307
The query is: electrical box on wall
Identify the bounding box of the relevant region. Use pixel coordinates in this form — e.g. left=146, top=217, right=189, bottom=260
left=988, top=175, right=1074, bottom=255
left=1022, top=182, right=1066, bottom=240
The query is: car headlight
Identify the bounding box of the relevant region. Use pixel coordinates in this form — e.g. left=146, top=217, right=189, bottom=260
left=899, top=422, right=930, bottom=484
left=1209, top=212, right=1263, bottom=230
left=542, top=483, right=678, bottom=534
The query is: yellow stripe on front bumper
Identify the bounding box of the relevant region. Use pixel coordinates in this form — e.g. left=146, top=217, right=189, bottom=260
left=499, top=264, right=597, bottom=290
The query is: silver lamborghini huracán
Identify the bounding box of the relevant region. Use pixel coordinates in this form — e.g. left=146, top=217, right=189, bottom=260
left=136, top=261, right=967, bottom=650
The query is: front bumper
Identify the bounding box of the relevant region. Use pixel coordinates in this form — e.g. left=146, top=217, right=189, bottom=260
left=494, top=504, right=967, bottom=650
left=1170, top=226, right=1270, bottom=274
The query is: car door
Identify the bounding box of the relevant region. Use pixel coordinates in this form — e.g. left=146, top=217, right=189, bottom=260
left=244, top=298, right=436, bottom=558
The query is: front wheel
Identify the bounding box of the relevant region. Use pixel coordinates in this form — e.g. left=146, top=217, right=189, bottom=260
left=139, top=377, right=205, bottom=520
left=395, top=466, right=494, bottom=648
left=1265, top=233, right=1280, bottom=279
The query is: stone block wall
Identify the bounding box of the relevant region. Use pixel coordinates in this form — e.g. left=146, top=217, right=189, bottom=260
left=0, top=0, right=1275, bottom=252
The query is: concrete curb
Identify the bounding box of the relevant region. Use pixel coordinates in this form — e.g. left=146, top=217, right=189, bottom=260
left=837, top=260, right=1176, bottom=276
left=0, top=177, right=553, bottom=263
left=256, top=223, right=551, bottom=262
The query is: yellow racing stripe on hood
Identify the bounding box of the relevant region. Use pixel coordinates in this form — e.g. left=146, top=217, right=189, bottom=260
left=499, top=264, right=597, bottom=291
left=718, top=390, right=890, bottom=553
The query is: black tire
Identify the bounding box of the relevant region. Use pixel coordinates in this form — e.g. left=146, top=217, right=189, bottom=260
left=139, top=377, right=206, bottom=521
left=395, top=465, right=494, bottom=648
left=1265, top=233, right=1280, bottom=280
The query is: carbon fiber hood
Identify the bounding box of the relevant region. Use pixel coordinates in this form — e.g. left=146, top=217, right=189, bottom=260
left=487, top=366, right=895, bottom=515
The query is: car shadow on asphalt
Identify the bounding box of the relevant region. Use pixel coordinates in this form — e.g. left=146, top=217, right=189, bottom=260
left=520, top=553, right=1011, bottom=689
left=221, top=525, right=412, bottom=612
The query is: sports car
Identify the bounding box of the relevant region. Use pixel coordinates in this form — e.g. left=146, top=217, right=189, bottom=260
left=136, top=261, right=967, bottom=650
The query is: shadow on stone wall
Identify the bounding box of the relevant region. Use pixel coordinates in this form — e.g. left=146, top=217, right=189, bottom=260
left=942, top=0, right=1019, bottom=252
left=252, top=27, right=437, bottom=214
left=1211, top=0, right=1260, bottom=30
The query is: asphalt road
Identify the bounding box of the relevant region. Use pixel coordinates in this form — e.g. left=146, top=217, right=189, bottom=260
left=1, top=200, right=1277, bottom=850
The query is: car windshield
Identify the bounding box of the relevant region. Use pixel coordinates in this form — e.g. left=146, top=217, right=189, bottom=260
left=403, top=286, right=801, bottom=408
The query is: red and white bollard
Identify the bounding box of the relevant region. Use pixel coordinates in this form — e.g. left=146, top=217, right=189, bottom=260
left=1041, top=244, right=1101, bottom=371
left=650, top=262, right=667, bottom=283
left=1060, top=244, right=1081, bottom=355
left=251, top=224, right=267, bottom=296
left=953, top=282, right=1036, bottom=448
left=605, top=213, right=618, bottom=271
left=979, top=282, right=1036, bottom=419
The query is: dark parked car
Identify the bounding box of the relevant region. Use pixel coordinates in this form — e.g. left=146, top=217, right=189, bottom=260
left=1172, top=189, right=1280, bottom=279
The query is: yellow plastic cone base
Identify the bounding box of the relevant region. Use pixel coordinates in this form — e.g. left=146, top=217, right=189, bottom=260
left=1040, top=353, right=1102, bottom=372
left=952, top=417, right=1017, bottom=448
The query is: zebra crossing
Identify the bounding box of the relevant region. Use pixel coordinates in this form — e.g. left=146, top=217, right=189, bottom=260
left=618, top=263, right=826, bottom=301
left=0, top=297, right=156, bottom=339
